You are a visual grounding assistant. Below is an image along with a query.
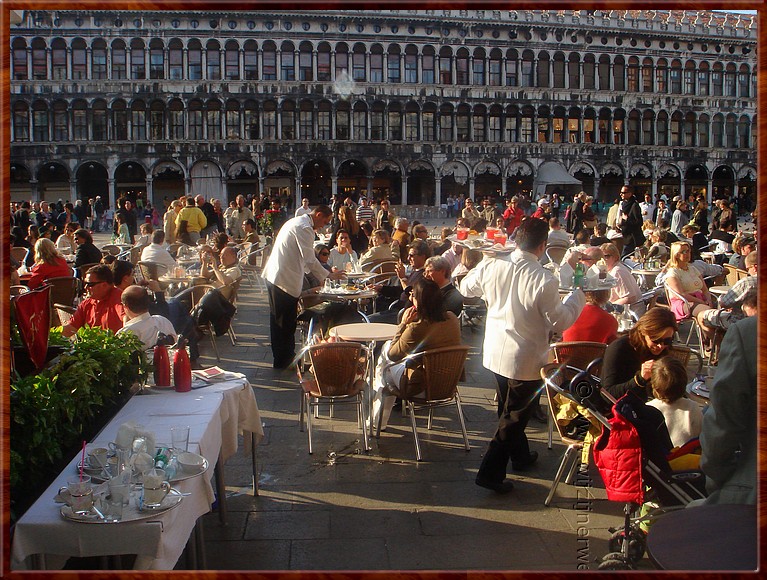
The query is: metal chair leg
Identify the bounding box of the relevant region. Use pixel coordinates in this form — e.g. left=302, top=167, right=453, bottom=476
left=545, top=445, right=578, bottom=506
left=306, top=394, right=314, bottom=454
left=359, top=393, right=370, bottom=451
left=408, top=401, right=423, bottom=461
left=455, top=394, right=470, bottom=452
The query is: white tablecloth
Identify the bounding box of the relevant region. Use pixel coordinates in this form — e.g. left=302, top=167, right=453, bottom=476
left=11, top=377, right=263, bottom=570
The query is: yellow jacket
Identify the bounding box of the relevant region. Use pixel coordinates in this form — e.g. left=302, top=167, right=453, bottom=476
left=176, top=206, right=207, bottom=233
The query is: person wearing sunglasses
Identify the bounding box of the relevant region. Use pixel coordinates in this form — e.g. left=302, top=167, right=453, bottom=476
left=62, top=264, right=125, bottom=338
left=600, top=307, right=678, bottom=405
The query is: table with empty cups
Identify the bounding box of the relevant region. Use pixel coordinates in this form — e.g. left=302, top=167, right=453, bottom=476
left=11, top=375, right=263, bottom=570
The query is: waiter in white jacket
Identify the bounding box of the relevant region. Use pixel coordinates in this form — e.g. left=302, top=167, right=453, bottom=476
left=263, top=205, right=345, bottom=369
left=460, top=218, right=585, bottom=493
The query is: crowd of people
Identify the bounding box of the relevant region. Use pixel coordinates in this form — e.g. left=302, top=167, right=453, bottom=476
left=11, top=185, right=757, bottom=507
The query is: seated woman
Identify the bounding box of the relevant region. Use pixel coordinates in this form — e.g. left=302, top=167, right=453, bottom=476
left=451, top=247, right=483, bottom=279
left=663, top=241, right=716, bottom=346
left=359, top=229, right=396, bottom=270
left=372, top=278, right=461, bottom=430
left=646, top=228, right=670, bottom=263
left=600, top=242, right=645, bottom=320
left=328, top=229, right=358, bottom=272
left=601, top=306, right=678, bottom=406
left=647, top=356, right=703, bottom=449
left=562, top=288, right=618, bottom=344
left=27, top=238, right=72, bottom=289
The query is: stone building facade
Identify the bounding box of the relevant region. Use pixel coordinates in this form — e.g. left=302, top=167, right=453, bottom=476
left=9, top=9, right=757, bottom=211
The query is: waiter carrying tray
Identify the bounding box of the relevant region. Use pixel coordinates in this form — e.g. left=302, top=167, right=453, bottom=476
left=263, top=205, right=345, bottom=369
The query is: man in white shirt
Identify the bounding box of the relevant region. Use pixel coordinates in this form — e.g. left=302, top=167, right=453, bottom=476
left=461, top=218, right=585, bottom=493
left=140, top=230, right=177, bottom=270
left=117, top=285, right=177, bottom=350
left=263, top=205, right=345, bottom=368
left=639, top=193, right=655, bottom=223
left=294, top=197, right=312, bottom=218
left=547, top=217, right=571, bottom=247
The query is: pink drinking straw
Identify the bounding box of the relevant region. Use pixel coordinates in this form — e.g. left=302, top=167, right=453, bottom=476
left=79, top=440, right=87, bottom=482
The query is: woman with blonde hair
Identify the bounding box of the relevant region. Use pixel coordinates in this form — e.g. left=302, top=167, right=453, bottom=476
left=664, top=241, right=716, bottom=344
left=451, top=247, right=483, bottom=279
left=359, top=229, right=396, bottom=269
left=27, top=237, right=72, bottom=288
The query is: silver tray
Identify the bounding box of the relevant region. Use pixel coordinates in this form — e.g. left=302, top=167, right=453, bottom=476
left=59, top=488, right=183, bottom=524
left=77, top=453, right=208, bottom=484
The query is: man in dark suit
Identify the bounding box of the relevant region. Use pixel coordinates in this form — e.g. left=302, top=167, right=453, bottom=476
left=617, top=185, right=644, bottom=256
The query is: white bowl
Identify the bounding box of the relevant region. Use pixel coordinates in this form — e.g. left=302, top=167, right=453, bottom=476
left=177, top=452, right=205, bottom=473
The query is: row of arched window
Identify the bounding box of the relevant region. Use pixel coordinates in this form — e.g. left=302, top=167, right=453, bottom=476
left=12, top=98, right=756, bottom=149
left=11, top=37, right=756, bottom=98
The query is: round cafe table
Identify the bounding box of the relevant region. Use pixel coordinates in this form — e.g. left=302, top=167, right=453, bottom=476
left=708, top=285, right=731, bottom=306
left=331, top=322, right=398, bottom=438
left=708, top=285, right=731, bottom=296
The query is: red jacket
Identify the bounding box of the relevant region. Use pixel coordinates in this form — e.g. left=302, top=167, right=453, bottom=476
left=593, top=407, right=644, bottom=504
left=562, top=304, right=618, bottom=344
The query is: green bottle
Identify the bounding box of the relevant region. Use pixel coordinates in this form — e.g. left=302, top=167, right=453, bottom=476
left=573, top=262, right=585, bottom=289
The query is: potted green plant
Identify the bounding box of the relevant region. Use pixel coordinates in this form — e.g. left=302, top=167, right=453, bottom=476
left=10, top=326, right=149, bottom=523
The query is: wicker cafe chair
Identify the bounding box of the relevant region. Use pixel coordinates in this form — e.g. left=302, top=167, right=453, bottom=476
left=238, top=244, right=269, bottom=293
left=53, top=303, right=76, bottom=327
left=546, top=342, right=608, bottom=449
left=540, top=362, right=610, bottom=506
left=545, top=244, right=568, bottom=266
left=377, top=345, right=471, bottom=461
left=296, top=342, right=371, bottom=454
left=11, top=246, right=29, bottom=264
left=137, top=261, right=170, bottom=283
left=666, top=344, right=704, bottom=380
left=44, top=276, right=81, bottom=326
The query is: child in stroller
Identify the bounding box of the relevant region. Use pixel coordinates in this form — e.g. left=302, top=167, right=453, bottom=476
left=544, top=362, right=708, bottom=570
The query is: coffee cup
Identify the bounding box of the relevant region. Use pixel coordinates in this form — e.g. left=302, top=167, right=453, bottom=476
left=142, top=469, right=171, bottom=508
left=88, top=446, right=108, bottom=467
left=59, top=475, right=93, bottom=515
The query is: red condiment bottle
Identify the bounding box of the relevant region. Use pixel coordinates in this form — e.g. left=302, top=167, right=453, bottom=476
left=173, top=336, right=192, bottom=392
left=153, top=344, right=171, bottom=387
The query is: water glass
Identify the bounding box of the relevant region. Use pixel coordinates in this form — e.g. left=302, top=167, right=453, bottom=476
left=170, top=425, right=190, bottom=453
left=102, top=495, right=124, bottom=522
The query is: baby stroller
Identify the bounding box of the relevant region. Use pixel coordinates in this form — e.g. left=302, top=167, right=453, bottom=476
left=541, top=361, right=708, bottom=570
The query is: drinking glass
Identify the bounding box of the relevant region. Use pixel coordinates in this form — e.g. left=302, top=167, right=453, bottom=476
left=171, top=425, right=190, bottom=453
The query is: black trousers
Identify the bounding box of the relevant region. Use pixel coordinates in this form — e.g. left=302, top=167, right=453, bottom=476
left=266, top=281, right=299, bottom=368
left=477, top=373, right=542, bottom=483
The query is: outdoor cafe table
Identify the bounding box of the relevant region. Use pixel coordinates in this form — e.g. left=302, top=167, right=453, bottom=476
left=11, top=376, right=263, bottom=570
left=630, top=267, right=662, bottom=291
left=708, top=285, right=731, bottom=307
left=331, top=322, right=398, bottom=437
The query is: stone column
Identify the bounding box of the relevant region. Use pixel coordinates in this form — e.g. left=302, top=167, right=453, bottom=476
left=434, top=177, right=441, bottom=208
left=707, top=178, right=714, bottom=206
left=295, top=176, right=301, bottom=209
left=70, top=178, right=78, bottom=203
left=331, top=176, right=338, bottom=200
left=400, top=175, right=408, bottom=206
left=367, top=176, right=374, bottom=200
left=107, top=178, right=116, bottom=210
left=146, top=175, right=154, bottom=207
left=468, top=177, right=475, bottom=201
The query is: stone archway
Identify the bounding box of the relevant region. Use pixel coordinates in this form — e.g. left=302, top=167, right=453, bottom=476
left=372, top=160, right=403, bottom=205
left=226, top=160, right=259, bottom=204
left=76, top=162, right=108, bottom=203
left=301, top=160, right=332, bottom=205
left=37, top=162, right=71, bottom=203
left=152, top=160, right=186, bottom=208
